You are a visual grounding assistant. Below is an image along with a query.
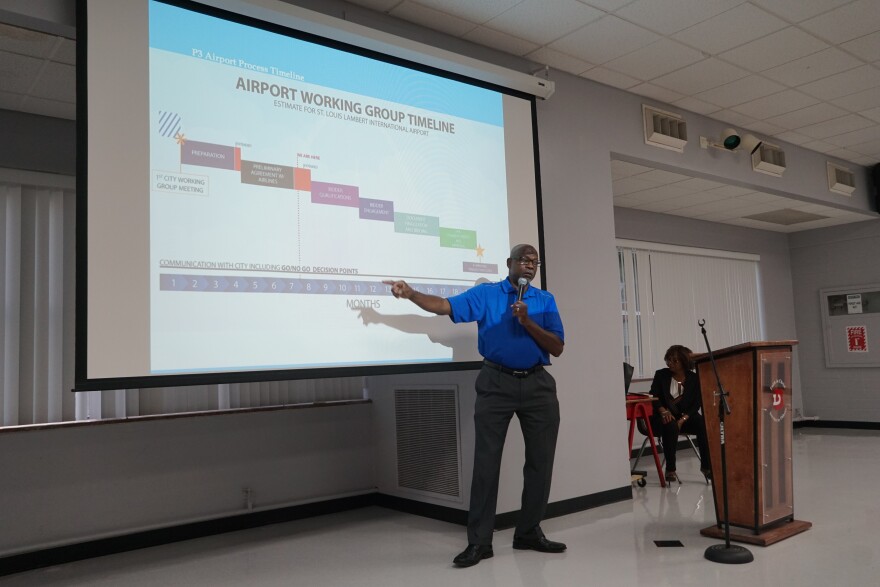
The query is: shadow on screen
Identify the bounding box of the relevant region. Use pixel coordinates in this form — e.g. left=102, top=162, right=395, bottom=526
left=355, top=307, right=479, bottom=362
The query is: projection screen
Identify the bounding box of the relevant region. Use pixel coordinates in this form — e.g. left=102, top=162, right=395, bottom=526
left=76, top=0, right=544, bottom=390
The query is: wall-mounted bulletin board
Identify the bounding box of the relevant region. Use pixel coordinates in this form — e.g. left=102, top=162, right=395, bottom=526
left=820, top=284, right=880, bottom=367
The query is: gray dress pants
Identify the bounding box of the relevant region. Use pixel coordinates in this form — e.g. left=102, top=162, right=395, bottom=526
left=466, top=364, right=560, bottom=545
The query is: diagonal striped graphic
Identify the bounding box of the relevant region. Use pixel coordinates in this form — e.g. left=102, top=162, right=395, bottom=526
left=158, top=111, right=182, bottom=137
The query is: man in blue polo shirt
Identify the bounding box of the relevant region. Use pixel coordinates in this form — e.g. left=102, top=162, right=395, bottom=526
left=384, top=243, right=565, bottom=568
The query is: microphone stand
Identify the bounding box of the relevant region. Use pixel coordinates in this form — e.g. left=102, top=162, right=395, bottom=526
left=699, top=319, right=753, bottom=565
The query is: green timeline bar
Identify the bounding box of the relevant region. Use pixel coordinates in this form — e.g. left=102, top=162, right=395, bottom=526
left=439, top=227, right=477, bottom=249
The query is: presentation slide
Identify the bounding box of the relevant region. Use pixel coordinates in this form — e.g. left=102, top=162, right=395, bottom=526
left=79, top=0, right=541, bottom=388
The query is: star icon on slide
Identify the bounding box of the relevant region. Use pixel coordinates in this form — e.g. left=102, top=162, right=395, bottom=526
left=174, top=132, right=186, bottom=145
left=475, top=244, right=485, bottom=261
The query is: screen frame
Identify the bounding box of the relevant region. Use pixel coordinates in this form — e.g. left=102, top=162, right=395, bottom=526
left=75, top=0, right=547, bottom=391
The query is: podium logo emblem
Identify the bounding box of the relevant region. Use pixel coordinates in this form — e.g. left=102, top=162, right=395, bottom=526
left=769, top=380, right=785, bottom=409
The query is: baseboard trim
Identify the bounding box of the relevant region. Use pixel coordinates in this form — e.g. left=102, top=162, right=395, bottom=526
left=373, top=493, right=468, bottom=526
left=794, top=420, right=880, bottom=430
left=377, top=487, right=632, bottom=531
left=0, top=494, right=373, bottom=578
left=1, top=487, right=632, bottom=577
left=497, top=486, right=632, bottom=529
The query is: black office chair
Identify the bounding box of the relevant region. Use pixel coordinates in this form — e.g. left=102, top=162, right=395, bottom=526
left=632, top=420, right=706, bottom=484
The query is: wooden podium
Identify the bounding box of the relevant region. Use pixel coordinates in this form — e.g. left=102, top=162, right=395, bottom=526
left=695, top=341, right=811, bottom=546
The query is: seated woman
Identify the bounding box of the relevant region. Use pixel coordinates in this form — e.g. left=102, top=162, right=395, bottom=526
left=650, top=345, right=711, bottom=483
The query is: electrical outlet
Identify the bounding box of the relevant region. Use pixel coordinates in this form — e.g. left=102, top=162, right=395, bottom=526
left=243, top=487, right=255, bottom=510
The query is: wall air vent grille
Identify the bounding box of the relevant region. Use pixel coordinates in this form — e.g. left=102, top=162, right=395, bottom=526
left=827, top=162, right=856, bottom=196
left=752, top=142, right=786, bottom=177
left=642, top=105, right=687, bottom=153
left=395, top=388, right=461, bottom=498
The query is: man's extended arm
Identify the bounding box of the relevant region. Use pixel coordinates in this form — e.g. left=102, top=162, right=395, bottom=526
left=384, top=280, right=451, bottom=316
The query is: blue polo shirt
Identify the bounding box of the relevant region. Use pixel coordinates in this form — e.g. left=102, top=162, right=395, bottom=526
left=447, top=278, right=564, bottom=369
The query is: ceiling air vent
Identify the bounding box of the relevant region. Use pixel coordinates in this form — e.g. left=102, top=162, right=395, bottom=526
left=751, top=142, right=785, bottom=177
left=643, top=105, right=687, bottom=153
left=827, top=162, right=856, bottom=196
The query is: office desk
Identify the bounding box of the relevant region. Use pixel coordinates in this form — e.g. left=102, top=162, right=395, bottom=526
left=626, top=394, right=665, bottom=488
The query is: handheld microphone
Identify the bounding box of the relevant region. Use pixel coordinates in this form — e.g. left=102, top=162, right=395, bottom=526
left=516, top=277, right=529, bottom=303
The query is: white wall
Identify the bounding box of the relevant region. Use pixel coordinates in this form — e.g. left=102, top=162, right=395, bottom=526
left=0, top=403, right=373, bottom=556
left=789, top=220, right=880, bottom=421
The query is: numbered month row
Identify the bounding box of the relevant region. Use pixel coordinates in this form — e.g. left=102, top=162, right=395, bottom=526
left=159, top=274, right=474, bottom=297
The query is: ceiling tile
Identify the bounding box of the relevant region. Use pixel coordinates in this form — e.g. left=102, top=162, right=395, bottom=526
left=731, top=89, right=819, bottom=119
left=51, top=37, right=75, bottom=66
left=604, top=39, right=704, bottom=80
left=711, top=108, right=759, bottom=127
left=638, top=169, right=693, bottom=183
left=635, top=199, right=689, bottom=213
left=831, top=87, right=880, bottom=113
left=462, top=26, right=539, bottom=56
left=0, top=22, right=57, bottom=58
left=628, top=82, right=685, bottom=104
left=615, top=0, right=745, bottom=36
left=345, top=0, right=402, bottom=12
left=672, top=96, right=723, bottom=115
left=30, top=61, right=75, bottom=103
left=849, top=138, right=880, bottom=157
left=731, top=201, right=789, bottom=217
left=802, top=139, right=840, bottom=153
left=738, top=191, right=785, bottom=204
left=0, top=51, right=43, bottom=94
left=796, top=114, right=875, bottom=139
left=18, top=95, right=75, bottom=120
left=719, top=27, right=828, bottom=71
left=389, top=2, right=478, bottom=37
left=579, top=66, right=640, bottom=89
left=638, top=184, right=695, bottom=200
left=676, top=177, right=725, bottom=191
left=612, top=176, right=664, bottom=195
left=775, top=130, right=813, bottom=145
left=747, top=120, right=787, bottom=135
left=798, top=65, right=880, bottom=101
left=526, top=47, right=594, bottom=75
left=706, top=184, right=755, bottom=198
left=549, top=15, right=659, bottom=65
left=611, top=160, right=655, bottom=178
left=764, top=102, right=849, bottom=130
left=694, top=74, right=786, bottom=108
left=762, top=48, right=862, bottom=87
left=749, top=0, right=853, bottom=23
left=413, top=0, right=523, bottom=23
left=485, top=0, right=603, bottom=45
left=826, top=147, right=866, bottom=161
left=651, top=58, right=749, bottom=95
left=800, top=0, right=880, bottom=44
left=657, top=192, right=725, bottom=209
left=861, top=107, right=880, bottom=124
left=850, top=155, right=880, bottom=166
left=612, top=194, right=643, bottom=207
left=620, top=188, right=683, bottom=205
left=0, top=88, right=23, bottom=110
left=841, top=31, right=880, bottom=62
left=672, top=3, right=788, bottom=55
left=580, top=0, right=634, bottom=10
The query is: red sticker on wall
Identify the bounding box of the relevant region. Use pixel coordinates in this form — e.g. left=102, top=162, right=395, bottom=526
left=847, top=326, right=868, bottom=352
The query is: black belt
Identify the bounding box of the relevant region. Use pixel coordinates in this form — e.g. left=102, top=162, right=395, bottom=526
left=483, top=360, right=544, bottom=378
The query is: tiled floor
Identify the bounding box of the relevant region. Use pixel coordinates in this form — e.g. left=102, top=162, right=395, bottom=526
left=3, top=428, right=878, bottom=586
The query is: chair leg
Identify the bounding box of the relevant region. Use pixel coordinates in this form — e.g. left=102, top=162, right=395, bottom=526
left=631, top=436, right=649, bottom=472
left=685, top=434, right=699, bottom=459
